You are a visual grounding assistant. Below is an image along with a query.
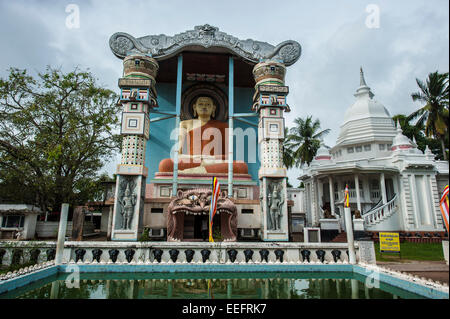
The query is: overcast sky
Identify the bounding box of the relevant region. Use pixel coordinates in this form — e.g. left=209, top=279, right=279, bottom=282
left=0, top=0, right=448, bottom=186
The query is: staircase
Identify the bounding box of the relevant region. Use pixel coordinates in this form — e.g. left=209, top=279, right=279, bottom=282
left=331, top=232, right=348, bottom=242
left=362, top=194, right=398, bottom=230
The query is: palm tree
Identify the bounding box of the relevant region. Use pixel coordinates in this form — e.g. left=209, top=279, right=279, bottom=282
left=282, top=127, right=295, bottom=169
left=408, top=71, right=449, bottom=160
left=285, top=116, right=330, bottom=167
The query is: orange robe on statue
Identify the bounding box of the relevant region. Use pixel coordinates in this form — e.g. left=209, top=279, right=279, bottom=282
left=158, top=120, right=248, bottom=174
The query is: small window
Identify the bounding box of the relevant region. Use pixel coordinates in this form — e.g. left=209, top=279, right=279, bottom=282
left=347, top=147, right=354, bottom=154
left=356, top=146, right=362, bottom=152
left=237, top=188, right=247, bottom=198
left=269, top=124, right=278, bottom=132
left=160, top=187, right=171, bottom=197
left=1, top=215, right=25, bottom=228
left=128, top=119, right=138, bottom=128
left=241, top=209, right=254, bottom=214
left=379, top=144, right=385, bottom=151
left=364, top=144, right=371, bottom=151
left=150, top=229, right=161, bottom=236
left=135, top=59, right=140, bottom=66
left=386, top=144, right=392, bottom=149
left=151, top=208, right=163, bottom=214
left=131, top=103, right=138, bottom=110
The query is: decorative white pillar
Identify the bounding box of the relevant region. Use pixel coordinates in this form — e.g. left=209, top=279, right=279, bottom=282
left=355, top=174, right=362, bottom=212
left=329, top=176, right=335, bottom=215
left=344, top=206, right=357, bottom=264
left=318, top=179, right=324, bottom=209
left=253, top=60, right=290, bottom=241
left=55, top=203, right=69, bottom=265
left=380, top=172, right=387, bottom=204
left=107, top=205, right=113, bottom=240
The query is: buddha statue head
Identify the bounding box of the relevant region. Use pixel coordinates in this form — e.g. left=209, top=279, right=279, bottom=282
left=193, top=96, right=216, bottom=119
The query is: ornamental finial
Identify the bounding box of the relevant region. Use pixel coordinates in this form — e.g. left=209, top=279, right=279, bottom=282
left=360, top=67, right=367, bottom=86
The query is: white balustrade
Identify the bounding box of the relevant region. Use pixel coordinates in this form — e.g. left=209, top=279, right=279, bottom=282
left=363, top=194, right=398, bottom=227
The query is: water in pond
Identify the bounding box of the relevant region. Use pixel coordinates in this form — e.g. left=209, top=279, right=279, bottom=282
left=0, top=272, right=425, bottom=299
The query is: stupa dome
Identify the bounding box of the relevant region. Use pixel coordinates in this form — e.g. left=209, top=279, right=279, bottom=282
left=336, top=68, right=397, bottom=146
left=391, top=121, right=414, bottom=151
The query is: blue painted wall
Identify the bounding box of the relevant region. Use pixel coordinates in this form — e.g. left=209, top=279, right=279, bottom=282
left=145, top=83, right=259, bottom=183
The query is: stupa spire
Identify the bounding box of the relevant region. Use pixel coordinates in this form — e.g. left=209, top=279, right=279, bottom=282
left=355, top=67, right=374, bottom=98
left=396, top=120, right=402, bottom=133
left=360, top=67, right=367, bottom=86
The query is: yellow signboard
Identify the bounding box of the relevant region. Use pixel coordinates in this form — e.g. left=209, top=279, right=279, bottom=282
left=379, top=232, right=400, bottom=252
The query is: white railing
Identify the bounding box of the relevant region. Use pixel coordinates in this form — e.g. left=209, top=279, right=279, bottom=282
left=334, top=189, right=364, bottom=201
left=363, top=194, right=398, bottom=226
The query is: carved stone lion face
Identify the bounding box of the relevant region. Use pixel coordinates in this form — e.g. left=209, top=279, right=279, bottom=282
left=168, top=188, right=235, bottom=216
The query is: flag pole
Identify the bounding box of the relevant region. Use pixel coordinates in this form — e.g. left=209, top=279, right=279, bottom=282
left=344, top=184, right=356, bottom=264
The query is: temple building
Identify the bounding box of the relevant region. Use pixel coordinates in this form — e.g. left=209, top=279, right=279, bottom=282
left=108, top=25, right=302, bottom=242
left=300, top=69, right=449, bottom=236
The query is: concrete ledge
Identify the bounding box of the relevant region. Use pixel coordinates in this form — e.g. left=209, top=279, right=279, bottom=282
left=0, top=266, right=58, bottom=295
left=353, top=265, right=448, bottom=299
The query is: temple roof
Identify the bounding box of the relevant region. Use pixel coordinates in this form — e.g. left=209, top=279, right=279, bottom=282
left=109, top=24, right=302, bottom=66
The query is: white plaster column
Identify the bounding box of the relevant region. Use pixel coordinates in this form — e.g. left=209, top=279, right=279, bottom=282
left=380, top=172, right=387, bottom=204
left=55, top=203, right=69, bottom=265
left=329, top=176, right=335, bottom=215
left=409, top=174, right=419, bottom=228
left=355, top=174, right=362, bottom=212
left=318, top=179, right=324, bottom=209
left=344, top=206, right=357, bottom=264
left=107, top=205, right=113, bottom=240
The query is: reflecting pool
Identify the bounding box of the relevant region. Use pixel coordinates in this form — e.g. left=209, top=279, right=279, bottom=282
left=0, top=272, right=426, bottom=299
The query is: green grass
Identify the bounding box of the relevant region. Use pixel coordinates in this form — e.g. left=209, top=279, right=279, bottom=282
left=374, top=242, right=445, bottom=262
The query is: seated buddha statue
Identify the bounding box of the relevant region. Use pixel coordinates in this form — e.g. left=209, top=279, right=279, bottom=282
left=158, top=96, right=248, bottom=174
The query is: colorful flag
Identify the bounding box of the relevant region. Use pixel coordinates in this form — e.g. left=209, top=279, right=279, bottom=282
left=209, top=177, right=220, bottom=242
left=439, top=185, right=449, bottom=234
left=344, top=184, right=350, bottom=208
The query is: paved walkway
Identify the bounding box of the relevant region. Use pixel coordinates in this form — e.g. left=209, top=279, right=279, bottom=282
left=377, top=261, right=449, bottom=284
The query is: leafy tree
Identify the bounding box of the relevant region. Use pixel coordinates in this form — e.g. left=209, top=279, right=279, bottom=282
left=408, top=71, right=449, bottom=160
left=0, top=67, right=120, bottom=214
left=285, top=116, right=330, bottom=167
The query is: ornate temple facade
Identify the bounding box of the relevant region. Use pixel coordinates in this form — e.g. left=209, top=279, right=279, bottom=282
left=300, top=69, right=449, bottom=235
left=109, top=25, right=302, bottom=241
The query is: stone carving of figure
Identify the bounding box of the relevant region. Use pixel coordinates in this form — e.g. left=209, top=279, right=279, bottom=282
left=119, top=183, right=136, bottom=229
left=267, top=182, right=284, bottom=231
left=158, top=96, right=248, bottom=174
